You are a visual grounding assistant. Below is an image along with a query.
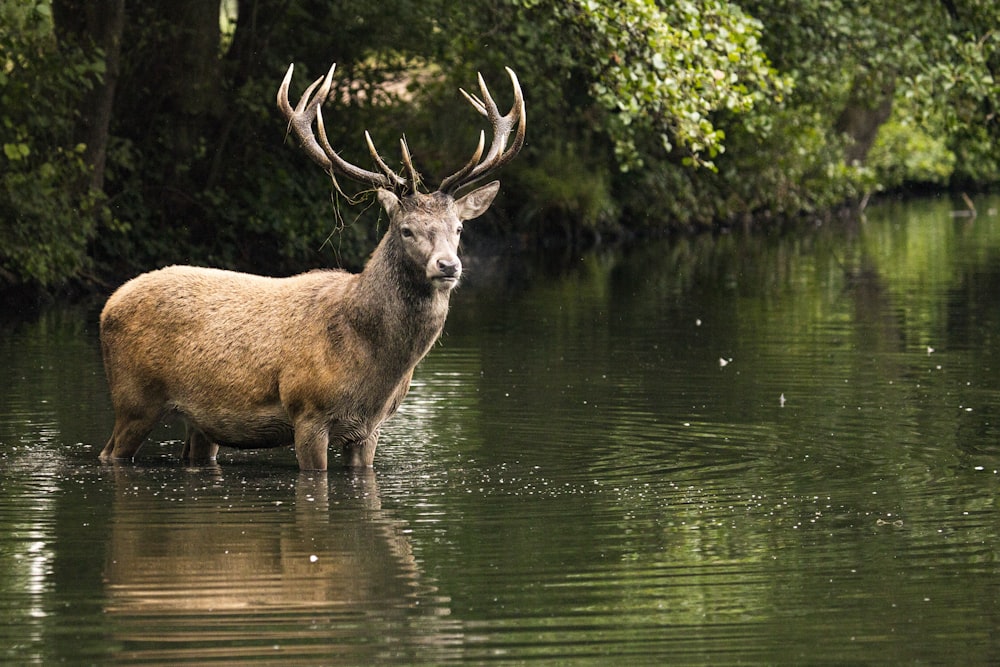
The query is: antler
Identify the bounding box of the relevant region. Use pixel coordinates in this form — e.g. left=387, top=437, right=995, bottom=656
left=277, top=63, right=409, bottom=192
left=440, top=67, right=526, bottom=194
left=278, top=62, right=525, bottom=196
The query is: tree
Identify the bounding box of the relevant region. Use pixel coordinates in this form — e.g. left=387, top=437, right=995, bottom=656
left=743, top=0, right=999, bottom=176
left=2, top=0, right=998, bottom=293
left=429, top=0, right=790, bottom=234
left=51, top=0, right=123, bottom=193
left=85, top=0, right=447, bottom=276
left=438, top=0, right=787, bottom=171
left=0, top=1, right=110, bottom=288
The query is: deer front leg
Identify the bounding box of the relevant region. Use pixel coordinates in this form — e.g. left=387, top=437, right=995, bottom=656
left=342, top=428, right=379, bottom=468
left=293, top=416, right=330, bottom=471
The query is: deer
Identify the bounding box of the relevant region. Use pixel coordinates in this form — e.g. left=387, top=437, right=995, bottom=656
left=98, top=62, right=525, bottom=470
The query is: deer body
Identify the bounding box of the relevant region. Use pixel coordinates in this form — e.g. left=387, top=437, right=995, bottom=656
left=100, top=59, right=523, bottom=471
left=101, top=195, right=461, bottom=469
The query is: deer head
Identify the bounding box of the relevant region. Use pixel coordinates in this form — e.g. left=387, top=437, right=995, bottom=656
left=277, top=63, right=525, bottom=290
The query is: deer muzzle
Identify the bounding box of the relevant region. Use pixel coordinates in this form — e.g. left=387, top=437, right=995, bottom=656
left=430, top=256, right=462, bottom=288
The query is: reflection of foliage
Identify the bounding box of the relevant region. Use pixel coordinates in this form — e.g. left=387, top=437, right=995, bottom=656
left=5, top=199, right=1000, bottom=660
left=440, top=197, right=1000, bottom=490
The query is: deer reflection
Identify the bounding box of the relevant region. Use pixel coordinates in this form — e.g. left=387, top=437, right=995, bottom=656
left=102, top=466, right=455, bottom=660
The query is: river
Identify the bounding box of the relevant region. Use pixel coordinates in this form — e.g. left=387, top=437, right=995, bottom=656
left=2, top=195, right=1000, bottom=664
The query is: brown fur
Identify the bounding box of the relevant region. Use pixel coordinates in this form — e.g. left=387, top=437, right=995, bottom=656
left=99, top=185, right=498, bottom=470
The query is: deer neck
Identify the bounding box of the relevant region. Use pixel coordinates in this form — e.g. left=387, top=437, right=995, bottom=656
left=349, top=236, right=451, bottom=363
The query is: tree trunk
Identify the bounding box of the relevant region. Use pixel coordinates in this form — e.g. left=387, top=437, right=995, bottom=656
left=835, top=73, right=895, bottom=166
left=204, top=0, right=289, bottom=189
left=134, top=0, right=222, bottom=162
left=225, top=0, right=288, bottom=86
left=105, top=0, right=223, bottom=244
left=52, top=0, right=125, bottom=194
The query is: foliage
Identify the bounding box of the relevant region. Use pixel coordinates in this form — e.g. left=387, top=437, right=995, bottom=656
left=428, top=0, right=797, bottom=235
left=2, top=0, right=1000, bottom=293
left=0, top=0, right=110, bottom=287
left=540, top=0, right=789, bottom=170
left=625, top=107, right=867, bottom=228
left=867, top=119, right=957, bottom=189
left=743, top=0, right=1000, bottom=191
left=508, top=143, right=619, bottom=237
left=438, top=0, right=788, bottom=172
left=86, top=0, right=445, bottom=278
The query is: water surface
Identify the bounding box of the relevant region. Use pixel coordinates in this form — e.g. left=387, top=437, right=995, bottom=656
left=2, top=196, right=1000, bottom=664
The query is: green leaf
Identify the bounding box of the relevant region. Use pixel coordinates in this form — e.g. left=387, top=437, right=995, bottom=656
left=3, top=143, right=30, bottom=161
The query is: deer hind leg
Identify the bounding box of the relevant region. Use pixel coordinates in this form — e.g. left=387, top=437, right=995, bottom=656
left=100, top=370, right=167, bottom=461
left=100, top=404, right=162, bottom=461
left=181, top=423, right=219, bottom=462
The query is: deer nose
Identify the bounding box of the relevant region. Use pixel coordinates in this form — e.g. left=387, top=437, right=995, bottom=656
left=437, top=258, right=461, bottom=278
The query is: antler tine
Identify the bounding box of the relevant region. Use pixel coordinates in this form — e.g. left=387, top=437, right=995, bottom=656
left=440, top=67, right=526, bottom=194
left=364, top=131, right=408, bottom=190
left=438, top=131, right=485, bottom=193
left=278, top=62, right=407, bottom=191
left=459, top=87, right=488, bottom=116
left=472, top=72, right=510, bottom=167
left=399, top=137, right=421, bottom=191
left=278, top=65, right=332, bottom=170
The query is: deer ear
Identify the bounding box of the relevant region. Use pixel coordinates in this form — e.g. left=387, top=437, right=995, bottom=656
left=455, top=180, right=500, bottom=221
left=377, top=188, right=401, bottom=217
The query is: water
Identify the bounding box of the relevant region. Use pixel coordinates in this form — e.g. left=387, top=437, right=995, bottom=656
left=3, top=196, right=1000, bottom=664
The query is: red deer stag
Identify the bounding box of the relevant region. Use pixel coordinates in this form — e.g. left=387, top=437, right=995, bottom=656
left=99, top=62, right=525, bottom=470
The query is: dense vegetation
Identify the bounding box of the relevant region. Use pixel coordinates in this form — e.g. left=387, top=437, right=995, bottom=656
left=1, top=0, right=997, bottom=292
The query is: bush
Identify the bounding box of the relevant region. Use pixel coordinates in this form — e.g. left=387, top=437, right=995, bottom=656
left=868, top=119, right=956, bottom=189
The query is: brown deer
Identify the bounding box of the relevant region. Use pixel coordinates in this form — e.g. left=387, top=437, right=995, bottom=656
left=98, top=62, right=525, bottom=470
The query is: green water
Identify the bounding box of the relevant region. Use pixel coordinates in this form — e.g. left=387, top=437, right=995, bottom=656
left=2, top=196, right=1000, bottom=664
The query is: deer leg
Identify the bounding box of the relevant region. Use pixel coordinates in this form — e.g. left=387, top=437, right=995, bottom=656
left=181, top=424, right=219, bottom=462
left=342, top=429, right=379, bottom=468
left=100, top=407, right=161, bottom=461
left=293, top=417, right=329, bottom=471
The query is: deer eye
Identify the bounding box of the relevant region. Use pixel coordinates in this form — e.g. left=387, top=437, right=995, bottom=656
left=400, top=226, right=415, bottom=239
